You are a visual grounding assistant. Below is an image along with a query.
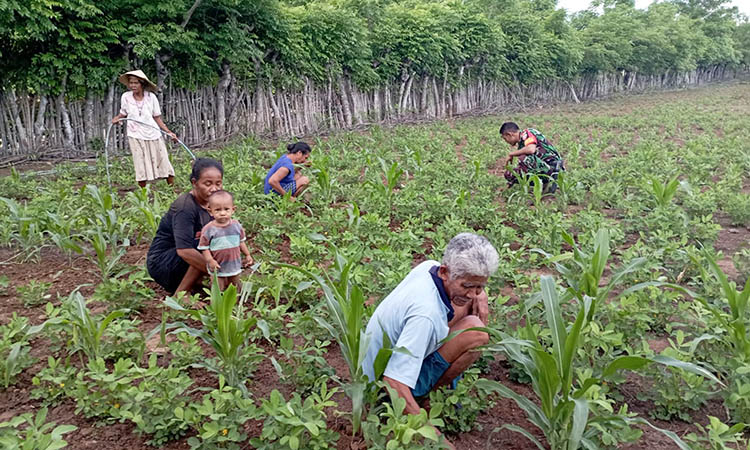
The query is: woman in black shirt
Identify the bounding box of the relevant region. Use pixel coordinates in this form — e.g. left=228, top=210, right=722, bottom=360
left=147, top=158, right=223, bottom=293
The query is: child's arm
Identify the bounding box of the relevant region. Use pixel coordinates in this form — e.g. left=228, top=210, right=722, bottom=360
left=239, top=242, right=254, bottom=266
left=202, top=249, right=221, bottom=272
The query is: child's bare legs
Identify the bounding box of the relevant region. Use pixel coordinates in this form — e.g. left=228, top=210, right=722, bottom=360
left=217, top=275, right=240, bottom=291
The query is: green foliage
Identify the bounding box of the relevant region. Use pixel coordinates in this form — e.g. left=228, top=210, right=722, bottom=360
left=86, top=230, right=128, bottom=282
left=177, top=378, right=257, bottom=450
left=0, top=408, right=76, bottom=450
left=116, top=355, right=193, bottom=445
left=362, top=384, right=448, bottom=450
left=639, top=332, right=717, bottom=421
left=480, top=275, right=720, bottom=449
left=272, top=335, right=335, bottom=394
left=66, top=354, right=194, bottom=444
left=167, top=332, right=203, bottom=369
left=428, top=368, right=486, bottom=434
left=3, top=0, right=742, bottom=134
left=684, top=416, right=749, bottom=450
left=0, top=73, right=748, bottom=449
left=643, top=175, right=680, bottom=209
left=16, top=280, right=52, bottom=307
left=69, top=357, right=140, bottom=421
left=31, top=357, right=78, bottom=407
left=251, top=383, right=339, bottom=450
left=92, top=270, right=155, bottom=313
left=163, top=279, right=265, bottom=392
left=124, top=186, right=162, bottom=241
left=62, top=290, right=128, bottom=362
left=275, top=244, right=400, bottom=434
left=0, top=197, right=45, bottom=261
left=101, top=317, right=146, bottom=361
left=533, top=228, right=647, bottom=321
left=0, top=275, right=9, bottom=296
left=690, top=249, right=750, bottom=361
left=725, top=361, right=750, bottom=424
left=722, top=192, right=750, bottom=226
left=1, top=313, right=54, bottom=389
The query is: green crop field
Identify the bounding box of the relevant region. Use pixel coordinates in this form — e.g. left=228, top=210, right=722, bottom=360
left=0, top=82, right=749, bottom=449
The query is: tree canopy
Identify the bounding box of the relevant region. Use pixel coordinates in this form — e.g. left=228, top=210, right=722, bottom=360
left=0, top=0, right=747, bottom=96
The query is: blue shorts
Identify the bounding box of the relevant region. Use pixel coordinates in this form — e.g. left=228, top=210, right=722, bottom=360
left=410, top=351, right=459, bottom=398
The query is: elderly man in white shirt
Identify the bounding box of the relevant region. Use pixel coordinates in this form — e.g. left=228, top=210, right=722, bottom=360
left=362, top=233, right=498, bottom=443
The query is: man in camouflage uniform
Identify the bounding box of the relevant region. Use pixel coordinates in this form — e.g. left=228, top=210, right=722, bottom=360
left=499, top=122, right=564, bottom=190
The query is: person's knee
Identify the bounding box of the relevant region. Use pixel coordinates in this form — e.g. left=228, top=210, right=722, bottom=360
left=298, top=175, right=310, bottom=186
left=467, top=315, right=489, bottom=343
left=456, top=315, right=489, bottom=349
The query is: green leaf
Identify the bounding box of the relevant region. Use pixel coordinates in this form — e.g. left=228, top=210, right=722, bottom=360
left=476, top=379, right=549, bottom=431
left=540, top=276, right=566, bottom=374
left=649, top=355, right=723, bottom=386
left=568, top=397, right=589, bottom=450
left=491, top=424, right=546, bottom=450
left=602, top=356, right=650, bottom=378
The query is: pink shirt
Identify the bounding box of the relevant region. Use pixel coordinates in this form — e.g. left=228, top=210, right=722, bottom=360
left=119, top=91, right=162, bottom=140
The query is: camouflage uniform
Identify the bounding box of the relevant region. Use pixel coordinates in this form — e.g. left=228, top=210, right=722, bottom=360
left=504, top=128, right=564, bottom=186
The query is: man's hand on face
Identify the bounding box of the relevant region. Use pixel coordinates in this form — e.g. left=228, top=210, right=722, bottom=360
left=472, top=289, right=489, bottom=325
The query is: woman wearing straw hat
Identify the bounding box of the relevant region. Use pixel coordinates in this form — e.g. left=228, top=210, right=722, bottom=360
left=111, top=70, right=177, bottom=188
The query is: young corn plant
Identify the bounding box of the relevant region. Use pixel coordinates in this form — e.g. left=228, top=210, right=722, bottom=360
left=125, top=186, right=162, bottom=241
left=691, top=249, right=750, bottom=361
left=163, top=278, right=267, bottom=393
left=368, top=157, right=404, bottom=211
left=44, top=211, right=84, bottom=261
left=312, top=158, right=337, bottom=204
left=83, top=184, right=127, bottom=244
left=65, top=290, right=127, bottom=363
left=643, top=175, right=680, bottom=208
left=0, top=197, right=45, bottom=261
left=478, top=275, right=722, bottom=450
left=87, top=229, right=128, bottom=282
left=275, top=246, right=399, bottom=434
left=532, top=228, right=647, bottom=321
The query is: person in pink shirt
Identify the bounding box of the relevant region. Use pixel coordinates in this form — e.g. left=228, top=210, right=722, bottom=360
left=111, top=70, right=178, bottom=188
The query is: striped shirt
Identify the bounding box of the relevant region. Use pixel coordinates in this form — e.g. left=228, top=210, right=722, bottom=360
left=197, top=219, right=246, bottom=277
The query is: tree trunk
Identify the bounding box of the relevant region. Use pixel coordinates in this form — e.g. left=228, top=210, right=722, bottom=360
left=56, top=83, right=75, bottom=149
left=33, top=95, right=48, bottom=148
left=268, top=86, right=282, bottom=133
left=216, top=62, right=231, bottom=138
left=83, top=90, right=95, bottom=149
left=338, top=76, right=352, bottom=127
left=7, top=91, right=29, bottom=153
left=155, top=54, right=169, bottom=101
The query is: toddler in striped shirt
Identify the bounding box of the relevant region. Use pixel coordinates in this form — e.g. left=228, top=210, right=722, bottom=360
left=198, top=190, right=253, bottom=290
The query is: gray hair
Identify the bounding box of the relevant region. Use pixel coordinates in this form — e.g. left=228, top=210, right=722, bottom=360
left=441, top=233, right=499, bottom=279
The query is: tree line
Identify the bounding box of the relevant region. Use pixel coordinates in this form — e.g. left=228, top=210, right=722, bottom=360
left=0, top=0, right=748, bottom=158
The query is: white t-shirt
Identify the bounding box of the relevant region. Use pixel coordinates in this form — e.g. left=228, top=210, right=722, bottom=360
left=119, top=91, right=162, bottom=141
left=362, top=260, right=451, bottom=388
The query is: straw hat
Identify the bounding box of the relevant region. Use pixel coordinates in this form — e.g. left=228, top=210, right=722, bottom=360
left=118, top=70, right=158, bottom=92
